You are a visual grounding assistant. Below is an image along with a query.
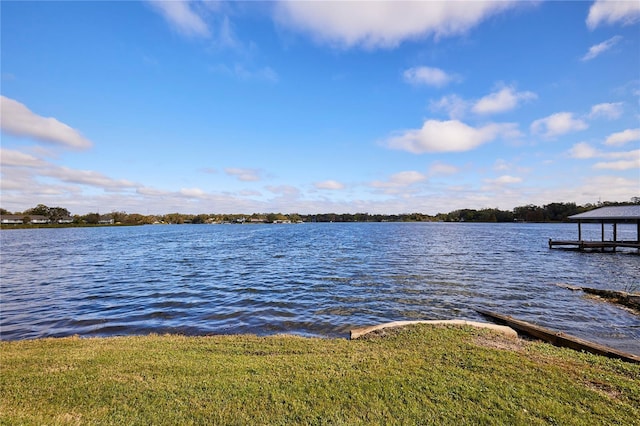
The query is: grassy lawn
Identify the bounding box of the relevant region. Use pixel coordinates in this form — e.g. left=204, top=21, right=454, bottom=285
left=1, top=324, right=638, bottom=425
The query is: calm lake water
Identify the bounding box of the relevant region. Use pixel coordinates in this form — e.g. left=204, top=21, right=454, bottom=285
left=1, top=222, right=638, bottom=354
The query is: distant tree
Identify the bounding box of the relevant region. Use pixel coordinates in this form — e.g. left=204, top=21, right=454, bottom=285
left=0, top=208, right=10, bottom=215
left=164, top=213, right=184, bottom=224
left=110, top=211, right=127, bottom=224
left=288, top=213, right=302, bottom=222
left=514, top=205, right=545, bottom=222
left=22, top=204, right=70, bottom=222
left=48, top=206, right=70, bottom=223
left=24, top=204, right=50, bottom=217
left=191, top=214, right=209, bottom=224
left=83, top=213, right=100, bottom=224
left=124, top=213, right=153, bottom=225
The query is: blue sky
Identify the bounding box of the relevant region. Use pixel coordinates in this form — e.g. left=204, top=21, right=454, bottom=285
left=1, top=1, right=639, bottom=215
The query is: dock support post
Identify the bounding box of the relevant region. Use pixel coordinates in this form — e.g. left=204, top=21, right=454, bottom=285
left=578, top=221, right=582, bottom=242
left=613, top=222, right=617, bottom=252
left=601, top=220, right=605, bottom=252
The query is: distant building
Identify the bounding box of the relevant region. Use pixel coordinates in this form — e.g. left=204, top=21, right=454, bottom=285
left=28, top=215, right=50, bottom=224
left=0, top=215, right=24, bottom=225
left=58, top=217, right=74, bottom=224
left=98, top=215, right=114, bottom=225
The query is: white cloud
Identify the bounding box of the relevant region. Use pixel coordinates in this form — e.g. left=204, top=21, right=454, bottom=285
left=530, top=112, right=588, bottom=138
left=275, top=1, right=519, bottom=49
left=147, top=0, right=210, bottom=38
left=386, top=119, right=520, bottom=153
left=605, top=128, right=640, bottom=146
left=589, top=102, right=623, bottom=119
left=587, top=0, right=640, bottom=29
left=224, top=168, right=263, bottom=182
left=569, top=142, right=600, bottom=159
left=472, top=86, right=537, bottom=115
left=403, top=66, right=457, bottom=88
left=314, top=180, right=345, bottom=190
left=486, top=175, right=522, bottom=185
left=0, top=96, right=92, bottom=150
left=582, top=35, right=623, bottom=61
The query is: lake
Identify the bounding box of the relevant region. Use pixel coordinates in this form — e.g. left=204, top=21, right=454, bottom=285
left=1, top=222, right=638, bottom=355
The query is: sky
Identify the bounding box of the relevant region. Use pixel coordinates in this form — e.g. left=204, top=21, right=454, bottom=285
left=1, top=0, right=639, bottom=216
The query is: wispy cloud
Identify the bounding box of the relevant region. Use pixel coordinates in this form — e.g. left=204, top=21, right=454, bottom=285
left=225, top=167, right=263, bottom=182
left=485, top=175, right=522, bottom=185
left=1, top=96, right=92, bottom=150
left=386, top=119, right=520, bottom=153
left=147, top=0, right=210, bottom=38
left=605, top=128, right=640, bottom=146
left=0, top=148, right=47, bottom=168
left=45, top=167, right=137, bottom=191
left=429, top=94, right=469, bottom=120
left=568, top=142, right=639, bottom=170
left=371, top=171, right=427, bottom=188
left=403, top=66, right=459, bottom=88
left=211, top=63, right=278, bottom=83
left=275, top=1, right=521, bottom=49
left=588, top=102, right=623, bottom=119
left=314, top=180, right=345, bottom=190
left=582, top=35, right=622, bottom=61
left=1, top=147, right=137, bottom=193
left=593, top=158, right=640, bottom=170
left=179, top=187, right=207, bottom=198
left=530, top=112, right=588, bottom=139
left=587, top=0, right=640, bottom=29
left=428, top=162, right=459, bottom=176
left=266, top=185, right=301, bottom=198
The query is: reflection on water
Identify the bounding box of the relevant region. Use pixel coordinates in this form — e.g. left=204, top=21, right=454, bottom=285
left=1, top=222, right=638, bottom=354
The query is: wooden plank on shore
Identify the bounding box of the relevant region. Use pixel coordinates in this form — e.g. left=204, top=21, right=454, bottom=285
left=476, top=309, right=640, bottom=364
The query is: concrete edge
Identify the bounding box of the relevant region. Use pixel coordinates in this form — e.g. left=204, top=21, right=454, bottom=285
left=350, top=320, right=518, bottom=340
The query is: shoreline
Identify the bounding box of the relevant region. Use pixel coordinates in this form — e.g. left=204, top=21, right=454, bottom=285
left=2, top=323, right=638, bottom=424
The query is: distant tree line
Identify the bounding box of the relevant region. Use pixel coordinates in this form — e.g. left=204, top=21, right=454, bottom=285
left=1, top=198, right=638, bottom=227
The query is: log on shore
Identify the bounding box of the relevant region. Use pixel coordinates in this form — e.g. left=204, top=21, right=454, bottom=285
left=476, top=309, right=639, bottom=364
left=581, top=288, right=640, bottom=312
left=554, top=284, right=640, bottom=312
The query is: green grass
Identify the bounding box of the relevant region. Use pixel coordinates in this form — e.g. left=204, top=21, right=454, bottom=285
left=1, top=324, right=638, bottom=425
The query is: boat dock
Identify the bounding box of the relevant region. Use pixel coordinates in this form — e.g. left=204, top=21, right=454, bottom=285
left=549, top=205, right=640, bottom=253
left=548, top=239, right=640, bottom=252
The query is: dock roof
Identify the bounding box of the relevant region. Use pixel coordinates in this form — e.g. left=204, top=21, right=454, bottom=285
left=568, top=205, right=640, bottom=221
